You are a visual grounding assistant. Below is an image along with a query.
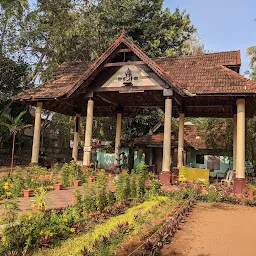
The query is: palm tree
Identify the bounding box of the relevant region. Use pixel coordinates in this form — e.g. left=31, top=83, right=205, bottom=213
left=0, top=111, right=31, bottom=173
left=247, top=45, right=256, bottom=69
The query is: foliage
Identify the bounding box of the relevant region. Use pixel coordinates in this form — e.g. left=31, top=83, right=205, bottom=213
left=1, top=197, right=20, bottom=225
left=61, top=161, right=84, bottom=186
left=150, top=179, right=162, bottom=196
left=135, top=162, right=149, bottom=198
left=61, top=163, right=71, bottom=187
left=32, top=187, right=47, bottom=212
left=83, top=184, right=97, bottom=213
left=0, top=57, right=29, bottom=109
left=32, top=197, right=168, bottom=255
left=0, top=111, right=31, bottom=172
left=114, top=172, right=131, bottom=201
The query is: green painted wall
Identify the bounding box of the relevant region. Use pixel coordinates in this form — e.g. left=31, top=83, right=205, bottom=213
left=96, top=148, right=145, bottom=170
left=188, top=149, right=231, bottom=177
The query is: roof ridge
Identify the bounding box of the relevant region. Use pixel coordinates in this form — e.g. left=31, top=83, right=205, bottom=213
left=154, top=50, right=240, bottom=60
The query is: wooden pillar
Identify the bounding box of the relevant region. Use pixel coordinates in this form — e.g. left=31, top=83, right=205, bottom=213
left=160, top=97, right=172, bottom=185
left=31, top=102, right=43, bottom=164
left=233, top=114, right=237, bottom=170
left=83, top=99, right=94, bottom=167
left=114, top=112, right=122, bottom=165
left=234, top=98, right=246, bottom=193
left=72, top=114, right=80, bottom=161
left=177, top=113, right=185, bottom=168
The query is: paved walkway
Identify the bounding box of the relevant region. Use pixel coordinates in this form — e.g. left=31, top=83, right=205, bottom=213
left=17, top=187, right=76, bottom=213
left=160, top=202, right=256, bottom=256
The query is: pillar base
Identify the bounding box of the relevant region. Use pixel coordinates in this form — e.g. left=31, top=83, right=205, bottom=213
left=30, top=162, right=39, bottom=166
left=234, top=178, right=246, bottom=194
left=82, top=166, right=89, bottom=172
left=159, top=172, right=171, bottom=186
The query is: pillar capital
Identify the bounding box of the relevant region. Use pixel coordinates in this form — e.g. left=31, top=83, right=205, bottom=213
left=236, top=98, right=245, bottom=106
left=115, top=105, right=124, bottom=114
left=163, top=88, right=173, bottom=97
left=36, top=101, right=43, bottom=108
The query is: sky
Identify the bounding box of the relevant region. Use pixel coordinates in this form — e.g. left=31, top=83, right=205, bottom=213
left=165, top=0, right=256, bottom=75
left=28, top=0, right=255, bottom=75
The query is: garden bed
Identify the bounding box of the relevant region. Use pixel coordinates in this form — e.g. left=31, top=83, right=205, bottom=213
left=34, top=196, right=173, bottom=255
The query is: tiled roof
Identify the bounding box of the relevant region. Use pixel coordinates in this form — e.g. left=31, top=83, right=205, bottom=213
left=133, top=131, right=206, bottom=150
left=133, top=122, right=228, bottom=150
left=14, top=62, right=91, bottom=100
left=155, top=52, right=256, bottom=94
left=13, top=34, right=256, bottom=102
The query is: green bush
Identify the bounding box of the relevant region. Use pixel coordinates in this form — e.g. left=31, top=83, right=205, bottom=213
left=61, top=163, right=72, bottom=187
left=83, top=184, right=97, bottom=213
left=115, top=173, right=131, bottom=201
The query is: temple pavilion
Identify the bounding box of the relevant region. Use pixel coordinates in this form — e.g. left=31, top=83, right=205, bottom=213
left=14, top=32, right=256, bottom=193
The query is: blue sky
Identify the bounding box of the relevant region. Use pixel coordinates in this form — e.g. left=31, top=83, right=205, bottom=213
left=28, top=0, right=255, bottom=75
left=165, top=0, right=256, bottom=75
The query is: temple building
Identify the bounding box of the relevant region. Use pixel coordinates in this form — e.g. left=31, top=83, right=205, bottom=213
left=14, top=31, right=256, bottom=193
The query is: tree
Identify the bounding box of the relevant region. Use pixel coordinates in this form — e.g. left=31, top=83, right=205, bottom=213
left=22, top=0, right=196, bottom=81
left=21, top=0, right=77, bottom=82
left=0, top=0, right=28, bottom=55
left=0, top=111, right=31, bottom=173
left=69, top=0, right=196, bottom=59
left=0, top=56, right=29, bottom=110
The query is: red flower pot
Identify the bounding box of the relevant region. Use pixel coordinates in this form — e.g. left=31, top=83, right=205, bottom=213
left=33, top=204, right=39, bottom=212
left=88, top=176, right=96, bottom=183
left=73, top=180, right=81, bottom=187
left=55, top=183, right=63, bottom=190
left=248, top=189, right=254, bottom=197
left=23, top=189, right=34, bottom=197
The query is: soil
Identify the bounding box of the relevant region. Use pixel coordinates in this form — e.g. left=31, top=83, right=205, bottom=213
left=160, top=202, right=256, bottom=256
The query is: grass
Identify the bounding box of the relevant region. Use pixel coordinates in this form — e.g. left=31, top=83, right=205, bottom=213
left=34, top=196, right=169, bottom=256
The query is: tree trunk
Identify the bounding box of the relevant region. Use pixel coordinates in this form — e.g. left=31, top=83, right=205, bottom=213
left=10, top=132, right=16, bottom=174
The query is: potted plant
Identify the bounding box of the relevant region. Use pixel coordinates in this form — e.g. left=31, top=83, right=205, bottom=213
left=55, top=183, right=63, bottom=190
left=201, top=184, right=207, bottom=195
left=23, top=189, right=34, bottom=197
left=73, top=180, right=81, bottom=187
left=88, top=168, right=96, bottom=182
left=72, top=161, right=84, bottom=187
left=32, top=187, right=46, bottom=212
left=247, top=184, right=255, bottom=197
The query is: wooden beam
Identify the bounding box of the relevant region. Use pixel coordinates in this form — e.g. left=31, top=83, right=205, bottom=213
left=117, top=49, right=133, bottom=53
left=95, top=86, right=163, bottom=92
left=95, top=94, right=118, bottom=106
left=104, top=61, right=145, bottom=67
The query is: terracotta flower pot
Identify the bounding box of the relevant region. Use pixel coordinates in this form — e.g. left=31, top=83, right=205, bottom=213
left=201, top=186, right=207, bottom=195
left=88, top=176, right=95, bottom=183
left=55, top=183, right=63, bottom=190
left=248, top=189, right=254, bottom=197
left=73, top=180, right=81, bottom=187
left=23, top=189, right=34, bottom=197
left=33, top=204, right=39, bottom=212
